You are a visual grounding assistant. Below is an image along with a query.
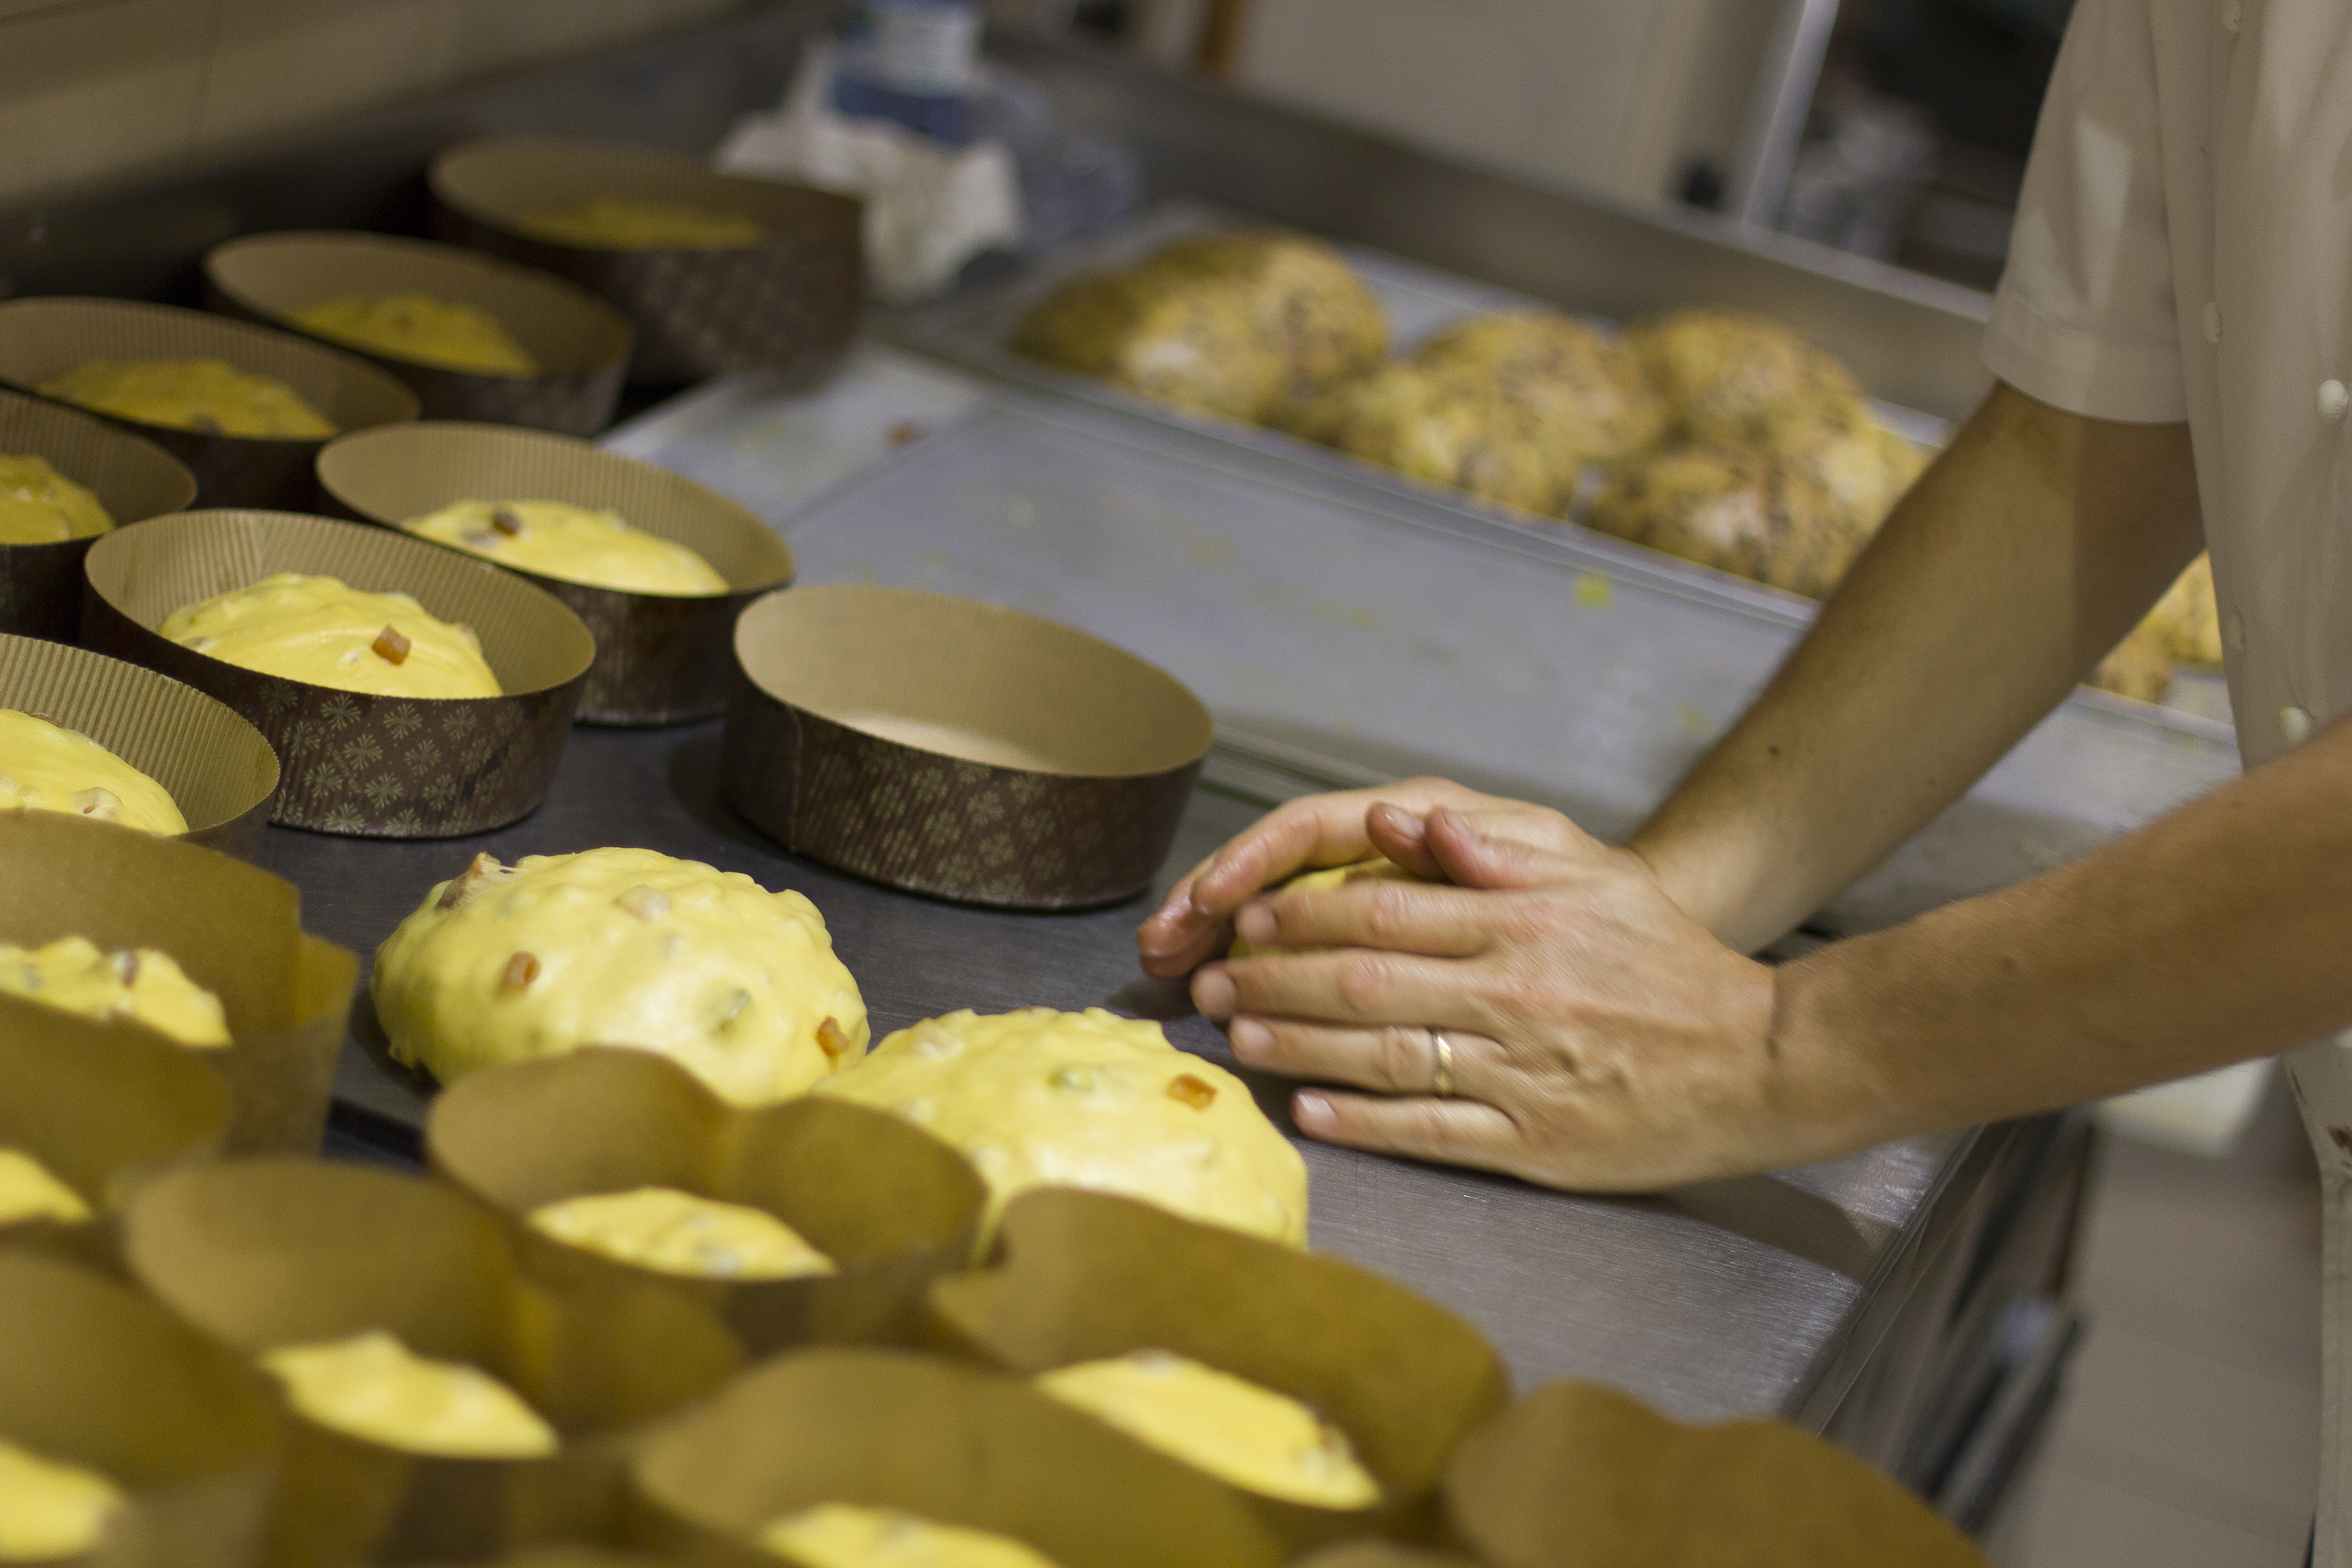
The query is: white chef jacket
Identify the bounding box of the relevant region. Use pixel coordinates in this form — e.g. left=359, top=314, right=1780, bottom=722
left=1984, top=1, right=2352, bottom=1556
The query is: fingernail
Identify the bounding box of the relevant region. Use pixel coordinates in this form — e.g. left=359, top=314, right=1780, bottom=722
left=1233, top=902, right=1274, bottom=943
left=1229, top=1016, right=1270, bottom=1060
left=1294, top=1089, right=1331, bottom=1130
left=1372, top=801, right=1425, bottom=838
left=1191, top=965, right=1235, bottom=1019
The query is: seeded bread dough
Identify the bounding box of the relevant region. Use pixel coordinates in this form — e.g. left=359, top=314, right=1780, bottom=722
left=1037, top=1350, right=1381, bottom=1509
left=0, top=710, right=187, bottom=835
left=0, top=937, right=228, bottom=1048
left=372, top=847, right=868, bottom=1106
left=1229, top=857, right=1422, bottom=959
left=0, top=1148, right=91, bottom=1227
left=261, top=1331, right=557, bottom=1458
left=0, top=1438, right=123, bottom=1563
left=158, top=573, right=501, bottom=700
left=403, top=500, right=728, bottom=596
left=1626, top=309, right=1857, bottom=440
left=40, top=359, right=336, bottom=440
left=812, top=1007, right=1306, bottom=1245
left=0, top=454, right=113, bottom=544
left=529, top=1186, right=834, bottom=1281
left=1013, top=270, right=1289, bottom=423
left=517, top=198, right=763, bottom=250
left=760, top=1505, right=1061, bottom=1568
left=293, top=294, right=538, bottom=377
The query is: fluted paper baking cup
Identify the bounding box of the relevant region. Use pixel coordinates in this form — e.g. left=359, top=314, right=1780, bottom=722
left=1443, top=1380, right=1990, bottom=1567
left=0, top=630, right=279, bottom=856
left=315, top=421, right=794, bottom=724
left=629, top=1348, right=1286, bottom=1568
left=0, top=387, right=195, bottom=643
left=0, top=297, right=418, bottom=509
left=0, top=1252, right=283, bottom=1568
left=205, top=231, right=634, bottom=437
left=0, top=809, right=357, bottom=1155
left=430, top=137, right=862, bottom=385
left=428, top=1047, right=986, bottom=1355
left=721, top=586, right=1211, bottom=909
left=125, top=1159, right=745, bottom=1568
left=931, top=1189, right=1509, bottom=1551
left=82, top=510, right=593, bottom=836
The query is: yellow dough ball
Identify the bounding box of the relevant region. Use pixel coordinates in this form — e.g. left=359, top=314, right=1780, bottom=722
left=812, top=1007, right=1307, bottom=1246
left=293, top=294, right=539, bottom=378
left=1229, top=857, right=1422, bottom=959
left=1139, top=230, right=1389, bottom=407
left=1412, top=312, right=1667, bottom=463
left=1014, top=269, right=1290, bottom=424
left=0, top=710, right=188, bottom=835
left=0, top=937, right=228, bottom=1048
left=158, top=572, right=501, bottom=700
left=1289, top=363, right=1569, bottom=515
left=517, top=197, right=763, bottom=250
left=403, top=500, right=728, bottom=597
left=2089, top=615, right=2176, bottom=704
left=372, top=848, right=869, bottom=1106
left=1626, top=308, right=1856, bottom=438
left=261, top=1331, right=557, bottom=1459
left=2144, top=553, right=2224, bottom=668
left=760, top=1504, right=1062, bottom=1568
left=0, top=1148, right=91, bottom=1227
left=0, top=1437, right=124, bottom=1563
left=1037, top=1350, right=1381, bottom=1510
left=0, top=454, right=113, bottom=544
left=40, top=359, right=337, bottom=440
left=529, top=1186, right=835, bottom=1281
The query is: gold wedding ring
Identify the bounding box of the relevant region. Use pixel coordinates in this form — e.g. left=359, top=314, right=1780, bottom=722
left=1430, top=1029, right=1456, bottom=1098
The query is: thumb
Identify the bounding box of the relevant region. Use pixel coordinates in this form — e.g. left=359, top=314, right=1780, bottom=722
left=1365, top=801, right=1445, bottom=878
left=1424, top=806, right=1582, bottom=889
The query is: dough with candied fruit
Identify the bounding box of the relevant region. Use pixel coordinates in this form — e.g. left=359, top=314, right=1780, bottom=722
left=1140, top=231, right=1388, bottom=407
left=0, top=709, right=187, bottom=834
left=293, top=294, right=538, bottom=377
left=1014, top=270, right=1289, bottom=423
left=403, top=500, right=728, bottom=596
left=1038, top=1349, right=1380, bottom=1509
left=0, top=454, right=113, bottom=544
left=529, top=1186, right=834, bottom=1281
left=261, top=1331, right=557, bottom=1458
left=813, top=1007, right=1306, bottom=1245
left=1286, top=363, right=1567, bottom=515
left=0, top=1437, right=124, bottom=1562
left=372, top=847, right=869, bottom=1106
left=0, top=1147, right=91, bottom=1227
left=0, top=937, right=227, bottom=1048
left=1626, top=308, right=1856, bottom=440
left=517, top=197, right=763, bottom=250
left=159, top=573, right=501, bottom=700
left=40, top=359, right=337, bottom=440
left=1411, top=311, right=1666, bottom=462
left=760, top=1504, right=1061, bottom=1568
left=1588, top=442, right=1867, bottom=600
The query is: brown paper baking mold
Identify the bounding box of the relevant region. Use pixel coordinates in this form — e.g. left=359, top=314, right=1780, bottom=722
left=124, top=1158, right=745, bottom=1568
left=929, top=1188, right=1510, bottom=1552
left=627, top=1347, right=1287, bottom=1568
left=315, top=421, right=794, bottom=725
left=721, top=585, right=1212, bottom=909
left=0, top=1252, right=284, bottom=1568
left=428, top=137, right=862, bottom=386
left=82, top=509, right=594, bottom=837
left=0, top=387, right=196, bottom=643
left=0, top=630, right=280, bottom=856
left=428, top=1047, right=987, bottom=1356
left=1442, top=1380, right=1989, bottom=1568
left=205, top=231, right=634, bottom=438
left=0, top=297, right=418, bottom=510
left=0, top=809, right=357, bottom=1156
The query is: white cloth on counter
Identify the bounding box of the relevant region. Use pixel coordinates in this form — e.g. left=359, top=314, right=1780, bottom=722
left=716, top=42, right=1024, bottom=306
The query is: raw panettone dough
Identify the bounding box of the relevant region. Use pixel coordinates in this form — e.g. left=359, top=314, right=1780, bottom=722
left=517, top=197, right=764, bottom=250
left=0, top=937, right=228, bottom=1048
left=1588, top=442, right=1872, bottom=600
left=2145, top=554, right=2223, bottom=668
left=1286, top=363, right=1567, bottom=515
left=372, top=847, right=868, bottom=1105
left=159, top=572, right=501, bottom=700
left=760, top=1504, right=1061, bottom=1568
left=0, top=709, right=188, bottom=835
left=529, top=1186, right=835, bottom=1281
left=1140, top=231, right=1388, bottom=407
left=1626, top=308, right=1857, bottom=439
left=261, top=1331, right=557, bottom=1459
left=1037, top=1350, right=1381, bottom=1509
left=812, top=1007, right=1306, bottom=1245
left=1411, top=312, right=1666, bottom=462
left=1230, top=857, right=1422, bottom=959
left=0, top=454, right=113, bottom=544
left=0, top=1438, right=123, bottom=1563
left=1013, top=270, right=1289, bottom=423
left=0, top=1148, right=91, bottom=1226
left=293, top=294, right=539, bottom=377
left=403, top=500, right=728, bottom=596
left=40, top=359, right=337, bottom=440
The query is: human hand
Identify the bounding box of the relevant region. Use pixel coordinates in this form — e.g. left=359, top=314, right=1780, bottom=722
left=1187, top=806, right=1870, bottom=1191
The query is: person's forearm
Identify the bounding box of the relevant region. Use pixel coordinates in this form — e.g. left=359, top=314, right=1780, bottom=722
left=1770, top=718, right=2352, bottom=1149
left=1629, top=384, right=2204, bottom=953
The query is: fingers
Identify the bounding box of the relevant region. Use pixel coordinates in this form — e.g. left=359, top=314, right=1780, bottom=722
left=1232, top=875, right=1495, bottom=957
left=1193, top=947, right=1499, bottom=1034
left=1291, top=1087, right=1523, bottom=1170
left=1425, top=805, right=1600, bottom=889
left=1229, top=1016, right=1504, bottom=1097
left=1366, top=801, right=1441, bottom=877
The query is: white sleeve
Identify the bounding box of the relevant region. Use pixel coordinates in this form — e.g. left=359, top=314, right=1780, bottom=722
left=1983, top=0, right=2187, bottom=423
